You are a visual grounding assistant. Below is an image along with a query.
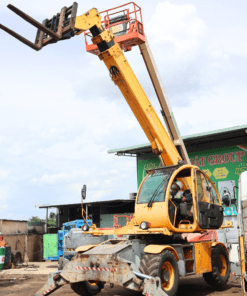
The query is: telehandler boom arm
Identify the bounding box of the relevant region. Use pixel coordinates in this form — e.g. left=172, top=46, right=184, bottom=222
left=75, top=9, right=183, bottom=166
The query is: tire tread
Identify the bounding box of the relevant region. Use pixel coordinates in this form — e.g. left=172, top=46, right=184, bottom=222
left=203, top=245, right=230, bottom=289
left=140, top=251, right=179, bottom=296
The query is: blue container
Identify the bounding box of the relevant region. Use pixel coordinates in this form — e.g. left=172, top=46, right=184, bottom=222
left=4, top=245, right=11, bottom=269
left=58, top=230, right=63, bottom=258
left=44, top=219, right=92, bottom=261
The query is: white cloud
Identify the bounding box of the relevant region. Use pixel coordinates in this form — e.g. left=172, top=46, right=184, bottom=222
left=174, top=82, right=247, bottom=136
left=92, top=189, right=112, bottom=199
left=0, top=186, right=8, bottom=201
left=0, top=170, right=9, bottom=178
left=146, top=2, right=206, bottom=62
left=32, top=171, right=89, bottom=185
left=0, top=186, right=9, bottom=213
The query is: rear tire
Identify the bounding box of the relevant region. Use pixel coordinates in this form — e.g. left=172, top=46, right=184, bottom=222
left=203, top=245, right=230, bottom=289
left=140, top=251, right=179, bottom=296
left=70, top=281, right=104, bottom=296
left=11, top=251, right=22, bottom=267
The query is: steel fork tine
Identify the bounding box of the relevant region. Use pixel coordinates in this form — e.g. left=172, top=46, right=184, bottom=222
left=0, top=23, right=41, bottom=51
left=7, top=4, right=60, bottom=40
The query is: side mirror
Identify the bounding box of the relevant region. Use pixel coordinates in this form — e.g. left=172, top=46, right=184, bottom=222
left=81, top=185, right=87, bottom=200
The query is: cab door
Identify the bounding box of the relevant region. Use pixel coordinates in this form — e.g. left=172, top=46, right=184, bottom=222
left=195, top=170, right=223, bottom=229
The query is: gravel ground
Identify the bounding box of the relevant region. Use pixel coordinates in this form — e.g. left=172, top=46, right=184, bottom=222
left=0, top=262, right=242, bottom=296
left=1, top=261, right=58, bottom=275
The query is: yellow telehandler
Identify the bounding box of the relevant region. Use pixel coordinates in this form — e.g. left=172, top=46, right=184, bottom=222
left=0, top=3, right=231, bottom=296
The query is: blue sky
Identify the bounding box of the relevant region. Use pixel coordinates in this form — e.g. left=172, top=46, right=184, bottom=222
left=0, top=0, right=247, bottom=220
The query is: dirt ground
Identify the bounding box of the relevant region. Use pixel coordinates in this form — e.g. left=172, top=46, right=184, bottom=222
left=0, top=262, right=242, bottom=296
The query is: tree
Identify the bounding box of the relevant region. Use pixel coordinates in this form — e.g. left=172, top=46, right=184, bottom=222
left=28, top=213, right=56, bottom=228
left=48, top=212, right=56, bottom=228
left=49, top=212, right=56, bottom=220
left=28, top=216, right=43, bottom=223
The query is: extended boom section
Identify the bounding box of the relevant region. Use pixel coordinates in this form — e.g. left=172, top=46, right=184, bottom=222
left=79, top=17, right=182, bottom=166
left=99, top=44, right=182, bottom=166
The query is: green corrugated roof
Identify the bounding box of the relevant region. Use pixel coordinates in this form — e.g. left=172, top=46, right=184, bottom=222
left=108, top=143, right=150, bottom=154
left=182, top=124, right=247, bottom=140
left=108, top=124, right=247, bottom=154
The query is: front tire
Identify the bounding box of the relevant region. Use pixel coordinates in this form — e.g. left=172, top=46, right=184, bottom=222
left=140, top=251, right=179, bottom=296
left=70, top=281, right=104, bottom=296
left=203, top=245, right=230, bottom=289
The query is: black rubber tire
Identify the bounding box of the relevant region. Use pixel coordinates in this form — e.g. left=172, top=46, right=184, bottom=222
left=140, top=251, right=179, bottom=296
left=70, top=281, right=104, bottom=296
left=203, top=245, right=230, bottom=289
left=11, top=251, right=22, bottom=267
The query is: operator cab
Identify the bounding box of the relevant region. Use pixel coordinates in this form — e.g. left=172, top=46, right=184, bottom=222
left=135, top=164, right=223, bottom=232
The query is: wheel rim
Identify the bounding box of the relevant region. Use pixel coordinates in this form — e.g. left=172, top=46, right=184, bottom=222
left=87, top=280, right=99, bottom=286
left=218, top=254, right=227, bottom=276
left=161, top=261, right=175, bottom=291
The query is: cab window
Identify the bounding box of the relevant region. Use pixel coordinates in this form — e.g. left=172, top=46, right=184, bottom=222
left=196, top=171, right=220, bottom=205
left=196, top=172, right=204, bottom=202
left=137, top=171, right=171, bottom=204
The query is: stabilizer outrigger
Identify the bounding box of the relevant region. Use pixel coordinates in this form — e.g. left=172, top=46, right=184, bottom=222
left=35, top=240, right=167, bottom=296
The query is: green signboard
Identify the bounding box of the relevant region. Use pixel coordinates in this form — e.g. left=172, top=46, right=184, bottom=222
left=137, top=144, right=247, bottom=216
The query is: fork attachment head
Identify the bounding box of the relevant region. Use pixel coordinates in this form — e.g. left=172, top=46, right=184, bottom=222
left=0, top=2, right=78, bottom=51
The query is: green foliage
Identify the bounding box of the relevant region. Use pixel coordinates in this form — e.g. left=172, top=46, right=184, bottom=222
left=49, top=212, right=56, bottom=220
left=28, top=212, right=56, bottom=228
left=28, top=216, right=43, bottom=222
left=48, top=212, right=56, bottom=228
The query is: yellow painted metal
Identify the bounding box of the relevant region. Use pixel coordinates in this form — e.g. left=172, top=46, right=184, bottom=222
left=75, top=245, right=97, bottom=253
left=75, top=8, right=102, bottom=34
left=88, top=220, right=172, bottom=237
left=184, top=248, right=194, bottom=273
left=144, top=245, right=179, bottom=261
left=134, top=165, right=201, bottom=232
left=98, top=43, right=182, bottom=167
left=87, top=280, right=99, bottom=286
left=178, top=221, right=192, bottom=230
left=92, top=30, right=114, bottom=44
left=239, top=236, right=246, bottom=295
left=194, top=242, right=212, bottom=274
left=218, top=254, right=227, bottom=276
left=219, top=221, right=234, bottom=229
left=162, top=261, right=175, bottom=291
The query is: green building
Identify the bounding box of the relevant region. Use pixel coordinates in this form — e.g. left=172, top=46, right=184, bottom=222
left=109, top=124, right=247, bottom=218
